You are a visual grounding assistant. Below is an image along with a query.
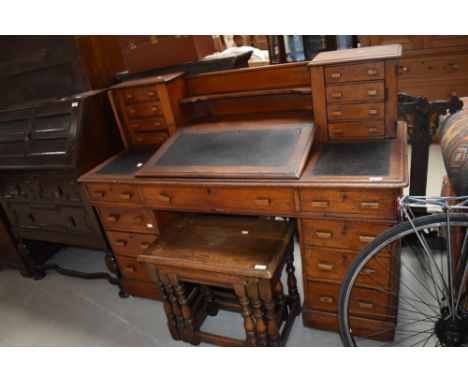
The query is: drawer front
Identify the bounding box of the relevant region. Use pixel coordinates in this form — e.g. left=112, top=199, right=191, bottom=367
left=301, top=218, right=391, bottom=251
left=2, top=177, right=81, bottom=202
left=325, top=62, right=385, bottom=83
left=141, top=186, right=295, bottom=215
left=327, top=102, right=385, bottom=121
left=326, top=81, right=385, bottom=103
left=328, top=120, right=385, bottom=140
left=120, top=86, right=159, bottom=104
left=115, top=255, right=153, bottom=282
left=98, top=207, right=158, bottom=233
left=107, top=231, right=158, bottom=257
left=87, top=183, right=141, bottom=204
left=130, top=131, right=169, bottom=146
left=299, top=189, right=397, bottom=219
left=126, top=102, right=163, bottom=119
left=126, top=117, right=167, bottom=133
left=120, top=278, right=160, bottom=300
left=305, top=280, right=394, bottom=317
left=303, top=246, right=393, bottom=287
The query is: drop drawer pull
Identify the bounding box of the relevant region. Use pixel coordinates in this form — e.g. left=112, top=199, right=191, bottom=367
left=319, top=296, right=334, bottom=303
left=255, top=198, right=270, bottom=206
left=331, top=72, right=341, bottom=79
left=331, top=91, right=342, bottom=98
left=368, top=127, right=379, bottom=133
left=311, top=200, right=329, bottom=208
left=93, top=191, right=106, bottom=198
left=115, top=239, right=127, bottom=247
left=106, top=215, right=119, bottom=222
left=157, top=193, right=171, bottom=203
left=119, top=193, right=133, bottom=200
left=359, top=235, right=376, bottom=243
left=318, top=262, right=334, bottom=271
left=361, top=201, right=379, bottom=209
left=367, top=89, right=377, bottom=96
left=125, top=266, right=136, bottom=273
left=358, top=301, right=374, bottom=309
left=139, top=242, right=151, bottom=250
left=368, top=109, right=378, bottom=115
left=332, top=111, right=342, bottom=116
left=367, top=69, right=378, bottom=76
left=316, top=231, right=332, bottom=239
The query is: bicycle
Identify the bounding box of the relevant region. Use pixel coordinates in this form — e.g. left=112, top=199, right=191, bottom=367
left=338, top=195, right=468, bottom=346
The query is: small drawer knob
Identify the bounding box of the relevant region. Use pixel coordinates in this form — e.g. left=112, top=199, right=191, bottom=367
left=254, top=198, right=270, bottom=206
left=137, top=137, right=144, bottom=143
left=361, top=201, right=379, bottom=209
left=125, top=266, right=136, bottom=273
left=139, top=242, right=151, bottom=250
left=367, top=89, right=377, bottom=96
left=125, top=94, right=134, bottom=99
left=368, top=127, right=379, bottom=134
left=368, top=109, right=378, bottom=115
left=147, top=91, right=156, bottom=97
left=331, top=72, right=341, bottom=79
left=367, top=69, right=377, bottom=76
left=333, top=129, right=343, bottom=134
left=119, top=192, right=133, bottom=200
left=129, top=108, right=136, bottom=113
left=332, top=111, right=342, bottom=116
left=331, top=91, right=342, bottom=98
left=316, top=231, right=332, bottom=239
left=157, top=193, right=172, bottom=203
left=106, top=215, right=119, bottom=223
left=151, top=106, right=159, bottom=112
left=132, top=123, right=140, bottom=129
left=153, top=121, right=162, bottom=127
left=115, top=239, right=127, bottom=247
left=318, top=262, right=334, bottom=271
left=359, top=235, right=376, bottom=243
left=93, top=191, right=105, bottom=198
left=319, top=296, right=334, bottom=303
left=311, top=200, right=329, bottom=208
left=131, top=216, right=143, bottom=224
left=358, top=301, right=374, bottom=310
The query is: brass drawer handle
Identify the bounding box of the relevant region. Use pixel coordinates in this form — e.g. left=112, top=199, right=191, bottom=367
left=367, top=69, right=378, bottom=76
left=316, top=231, right=332, bottom=239
left=125, top=266, right=136, bottom=273
left=255, top=198, right=270, bottom=206
left=106, top=214, right=119, bottom=222
left=368, top=127, right=379, bottom=134
left=115, top=239, right=127, bottom=247
left=367, top=89, right=377, bottom=96
left=331, top=72, right=341, bottom=79
left=332, top=110, right=342, bottom=116
left=319, top=296, right=334, bottom=303
left=358, top=301, right=374, bottom=309
left=311, top=200, right=329, bottom=208
left=119, top=192, right=133, bottom=200
left=359, top=235, right=376, bottom=243
left=151, top=106, right=159, bottom=112
left=125, top=93, right=134, bottom=99
left=139, top=242, right=151, bottom=250
left=318, top=262, right=334, bottom=271
left=131, top=215, right=143, bottom=224
left=157, top=193, right=172, bottom=203
left=331, top=91, right=342, bottom=98
left=361, top=201, right=379, bottom=209
left=147, top=91, right=156, bottom=97
left=93, top=191, right=106, bottom=198
left=368, top=109, right=378, bottom=115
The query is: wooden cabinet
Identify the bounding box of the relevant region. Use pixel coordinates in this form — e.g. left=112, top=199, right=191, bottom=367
left=360, top=35, right=468, bottom=100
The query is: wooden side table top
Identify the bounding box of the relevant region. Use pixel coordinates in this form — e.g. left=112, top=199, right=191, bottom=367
left=138, top=214, right=295, bottom=279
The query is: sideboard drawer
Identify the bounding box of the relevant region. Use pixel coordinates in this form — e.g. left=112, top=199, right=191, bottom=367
left=98, top=207, right=158, bottom=233
left=325, top=61, right=385, bottom=83
left=299, top=188, right=397, bottom=219
left=87, top=183, right=141, bottom=204
left=301, top=218, right=391, bottom=251
left=327, top=102, right=385, bottom=121
left=328, top=120, right=385, bottom=140
left=326, top=81, right=385, bottom=103
left=107, top=231, right=158, bottom=257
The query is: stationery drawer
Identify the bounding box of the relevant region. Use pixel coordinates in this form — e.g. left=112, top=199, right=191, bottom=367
left=326, top=81, right=385, bottom=103
left=127, top=117, right=167, bottom=133
left=130, top=131, right=169, bottom=146
left=126, top=101, right=163, bottom=118
left=120, top=86, right=159, bottom=104
left=299, top=188, right=397, bottom=219
left=303, top=246, right=393, bottom=287
left=87, top=183, right=141, bottom=204
left=327, top=102, right=385, bottom=121
left=328, top=120, right=385, bottom=140
left=301, top=218, right=391, bottom=251
left=325, top=61, right=385, bottom=83
left=304, top=280, right=395, bottom=317
left=115, top=255, right=153, bottom=282
left=141, top=186, right=295, bottom=215
left=98, top=207, right=158, bottom=233
left=107, top=231, right=158, bottom=257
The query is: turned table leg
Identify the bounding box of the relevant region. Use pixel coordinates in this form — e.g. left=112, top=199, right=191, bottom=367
left=160, top=272, right=187, bottom=342
left=233, top=283, right=257, bottom=346
left=286, top=243, right=300, bottom=314
left=259, top=279, right=280, bottom=346
left=274, top=279, right=287, bottom=322
left=246, top=280, right=268, bottom=346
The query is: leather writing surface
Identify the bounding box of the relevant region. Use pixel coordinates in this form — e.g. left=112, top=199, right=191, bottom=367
left=96, top=148, right=155, bottom=176
left=312, top=141, right=390, bottom=176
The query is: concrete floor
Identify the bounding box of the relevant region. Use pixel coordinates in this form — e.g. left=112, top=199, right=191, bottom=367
left=0, top=145, right=446, bottom=346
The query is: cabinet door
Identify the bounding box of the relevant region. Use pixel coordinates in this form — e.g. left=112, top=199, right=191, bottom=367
left=360, top=36, right=424, bottom=52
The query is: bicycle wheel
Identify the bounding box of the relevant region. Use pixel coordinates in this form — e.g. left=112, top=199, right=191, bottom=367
left=338, top=213, right=468, bottom=346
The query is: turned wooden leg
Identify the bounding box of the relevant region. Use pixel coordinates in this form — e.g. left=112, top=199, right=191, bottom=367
left=259, top=279, right=280, bottom=346
left=201, top=286, right=219, bottom=316
left=169, top=274, right=198, bottom=345
left=286, top=243, right=300, bottom=313
left=274, top=279, right=287, bottom=322
left=246, top=280, right=268, bottom=346
left=160, top=272, right=186, bottom=341
left=233, top=283, right=257, bottom=346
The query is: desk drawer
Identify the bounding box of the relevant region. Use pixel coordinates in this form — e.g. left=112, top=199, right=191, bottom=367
left=327, top=102, right=385, bottom=121
left=87, top=183, right=141, bottom=204
left=301, top=218, right=391, bottom=251
left=130, top=131, right=169, bottom=146
left=305, top=280, right=394, bottom=318
left=120, top=86, right=159, bottom=104
left=126, top=102, right=163, bottom=119
left=326, top=81, right=385, bottom=103
left=328, top=120, right=385, bottom=140
left=141, top=186, right=295, bottom=215
left=98, top=207, right=158, bottom=233
left=325, top=61, right=385, bottom=83
left=127, top=117, right=167, bottom=133
left=115, top=255, right=153, bottom=282
left=107, top=231, right=158, bottom=257
left=303, top=246, right=393, bottom=287
left=299, top=188, right=397, bottom=219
